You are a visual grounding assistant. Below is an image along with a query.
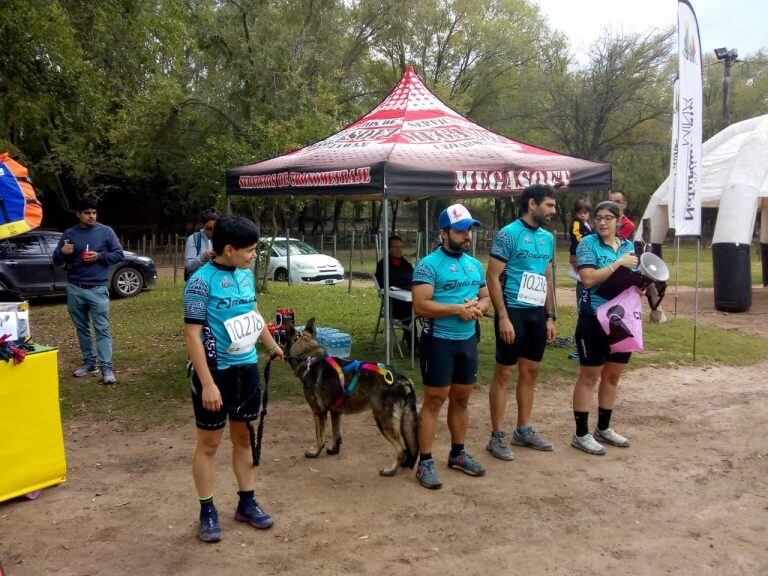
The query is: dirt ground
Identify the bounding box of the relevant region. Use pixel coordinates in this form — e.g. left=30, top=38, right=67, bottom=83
left=1, top=287, right=767, bottom=576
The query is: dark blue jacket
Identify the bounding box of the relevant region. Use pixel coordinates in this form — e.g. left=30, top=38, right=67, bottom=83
left=375, top=256, right=414, bottom=290
left=52, top=223, right=124, bottom=285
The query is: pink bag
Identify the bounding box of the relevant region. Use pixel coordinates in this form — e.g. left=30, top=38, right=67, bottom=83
left=596, top=287, right=644, bottom=353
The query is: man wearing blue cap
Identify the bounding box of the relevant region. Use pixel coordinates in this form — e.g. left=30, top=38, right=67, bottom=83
left=485, top=185, right=558, bottom=461
left=412, top=203, right=490, bottom=489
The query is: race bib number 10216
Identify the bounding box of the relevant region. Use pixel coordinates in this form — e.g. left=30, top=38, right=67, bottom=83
left=517, top=272, right=547, bottom=306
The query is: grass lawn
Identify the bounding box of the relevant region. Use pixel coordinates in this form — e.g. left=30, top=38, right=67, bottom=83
left=341, top=241, right=764, bottom=289
left=28, top=276, right=768, bottom=428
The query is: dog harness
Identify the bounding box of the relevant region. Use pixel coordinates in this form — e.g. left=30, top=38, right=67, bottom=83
left=325, top=356, right=394, bottom=409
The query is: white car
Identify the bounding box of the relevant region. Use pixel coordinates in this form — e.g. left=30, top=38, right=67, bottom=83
left=261, top=237, right=345, bottom=285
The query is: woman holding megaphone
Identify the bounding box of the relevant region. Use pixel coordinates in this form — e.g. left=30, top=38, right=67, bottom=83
left=570, top=201, right=638, bottom=456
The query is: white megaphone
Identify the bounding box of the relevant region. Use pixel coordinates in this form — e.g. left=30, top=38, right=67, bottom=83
left=638, top=252, right=670, bottom=283
left=597, top=252, right=670, bottom=299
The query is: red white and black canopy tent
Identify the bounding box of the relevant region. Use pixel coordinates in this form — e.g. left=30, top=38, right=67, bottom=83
left=227, top=66, right=609, bottom=199
left=227, top=66, right=611, bottom=361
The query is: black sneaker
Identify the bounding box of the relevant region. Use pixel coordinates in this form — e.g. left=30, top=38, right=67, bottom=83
left=198, top=505, right=222, bottom=542
left=234, top=498, right=274, bottom=530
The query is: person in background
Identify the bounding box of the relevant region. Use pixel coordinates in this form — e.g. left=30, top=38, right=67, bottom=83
left=569, top=198, right=593, bottom=270
left=375, top=235, right=416, bottom=345
left=53, top=196, right=125, bottom=385
left=571, top=201, right=638, bottom=455
left=608, top=190, right=635, bottom=240
left=184, top=209, right=219, bottom=281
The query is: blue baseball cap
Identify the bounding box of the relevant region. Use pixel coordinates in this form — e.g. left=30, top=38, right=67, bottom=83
left=438, top=204, right=480, bottom=231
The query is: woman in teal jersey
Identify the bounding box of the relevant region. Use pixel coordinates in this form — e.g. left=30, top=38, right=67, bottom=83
left=184, top=216, right=284, bottom=542
left=571, top=201, right=638, bottom=456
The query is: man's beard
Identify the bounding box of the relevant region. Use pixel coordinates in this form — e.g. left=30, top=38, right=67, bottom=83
left=531, top=211, right=550, bottom=227
left=447, top=238, right=469, bottom=253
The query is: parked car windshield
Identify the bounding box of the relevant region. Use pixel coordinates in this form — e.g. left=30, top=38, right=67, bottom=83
left=271, top=240, right=320, bottom=257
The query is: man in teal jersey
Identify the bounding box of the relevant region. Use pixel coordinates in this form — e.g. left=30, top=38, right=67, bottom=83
left=485, top=186, right=558, bottom=461
left=412, top=204, right=491, bottom=490
left=184, top=215, right=284, bottom=543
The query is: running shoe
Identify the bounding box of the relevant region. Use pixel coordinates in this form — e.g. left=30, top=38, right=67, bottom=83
left=570, top=433, right=607, bottom=455
left=568, top=351, right=580, bottom=361
left=593, top=427, right=630, bottom=447
left=511, top=428, right=554, bottom=451
left=486, top=433, right=515, bottom=461
left=102, top=369, right=116, bottom=385
left=416, top=459, right=443, bottom=489
left=235, top=498, right=274, bottom=529
left=199, top=505, right=222, bottom=542
left=73, top=363, right=98, bottom=377
left=447, top=450, right=486, bottom=477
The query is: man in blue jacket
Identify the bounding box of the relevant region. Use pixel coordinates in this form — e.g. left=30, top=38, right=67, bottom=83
left=53, top=196, right=124, bottom=384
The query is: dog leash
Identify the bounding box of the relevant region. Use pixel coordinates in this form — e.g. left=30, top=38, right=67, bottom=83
left=250, top=356, right=273, bottom=467
left=187, top=358, right=271, bottom=468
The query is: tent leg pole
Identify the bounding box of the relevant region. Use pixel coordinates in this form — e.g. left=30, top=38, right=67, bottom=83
left=424, top=199, right=429, bottom=256
left=348, top=230, right=354, bottom=294
left=382, top=198, right=391, bottom=365
left=226, top=195, right=232, bottom=215
left=285, top=232, right=291, bottom=286
left=551, top=232, right=558, bottom=312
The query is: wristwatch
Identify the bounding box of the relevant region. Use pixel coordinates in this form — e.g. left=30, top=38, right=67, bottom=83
left=546, top=312, right=557, bottom=321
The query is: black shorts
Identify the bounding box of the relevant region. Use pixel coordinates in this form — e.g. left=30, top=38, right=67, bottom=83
left=494, top=306, right=547, bottom=365
left=420, top=334, right=478, bottom=387
left=575, top=315, right=632, bottom=367
left=191, top=363, right=261, bottom=430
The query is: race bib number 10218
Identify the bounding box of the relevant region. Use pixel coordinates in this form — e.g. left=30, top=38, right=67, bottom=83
left=224, top=310, right=264, bottom=354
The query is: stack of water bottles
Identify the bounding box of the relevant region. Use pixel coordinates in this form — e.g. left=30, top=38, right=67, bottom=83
left=296, top=325, right=352, bottom=358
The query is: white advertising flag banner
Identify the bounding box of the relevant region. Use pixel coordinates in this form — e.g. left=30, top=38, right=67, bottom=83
left=668, top=77, right=679, bottom=228
left=674, top=0, right=703, bottom=236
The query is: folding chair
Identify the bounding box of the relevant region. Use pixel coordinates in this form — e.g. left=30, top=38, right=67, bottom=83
left=372, top=276, right=410, bottom=358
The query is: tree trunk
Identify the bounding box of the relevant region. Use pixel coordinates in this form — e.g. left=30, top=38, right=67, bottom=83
left=297, top=205, right=307, bottom=234
left=391, top=201, right=399, bottom=233
left=558, top=191, right=571, bottom=239
left=311, top=200, right=322, bottom=235
left=330, top=200, right=343, bottom=235
left=369, top=201, right=381, bottom=234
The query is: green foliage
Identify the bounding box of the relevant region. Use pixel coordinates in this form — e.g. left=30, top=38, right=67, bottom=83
left=1, top=0, right=767, bottom=232
left=703, top=49, right=768, bottom=138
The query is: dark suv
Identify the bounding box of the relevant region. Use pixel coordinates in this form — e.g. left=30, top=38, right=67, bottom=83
left=0, top=230, right=157, bottom=298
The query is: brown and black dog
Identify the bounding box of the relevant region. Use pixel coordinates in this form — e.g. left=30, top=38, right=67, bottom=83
left=284, top=319, right=419, bottom=476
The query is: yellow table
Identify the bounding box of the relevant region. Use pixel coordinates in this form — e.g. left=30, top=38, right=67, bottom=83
left=0, top=346, right=66, bottom=502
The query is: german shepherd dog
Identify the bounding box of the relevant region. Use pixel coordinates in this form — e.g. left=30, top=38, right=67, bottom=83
left=284, top=318, right=419, bottom=476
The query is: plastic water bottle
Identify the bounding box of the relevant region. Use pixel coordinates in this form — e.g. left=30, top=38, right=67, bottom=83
left=337, top=333, right=351, bottom=358
left=326, top=333, right=337, bottom=357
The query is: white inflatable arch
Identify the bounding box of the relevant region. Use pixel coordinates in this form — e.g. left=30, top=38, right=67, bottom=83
left=637, top=114, right=768, bottom=311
